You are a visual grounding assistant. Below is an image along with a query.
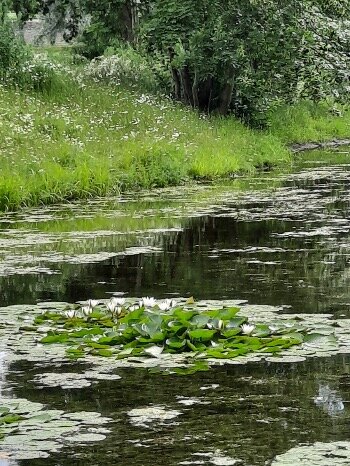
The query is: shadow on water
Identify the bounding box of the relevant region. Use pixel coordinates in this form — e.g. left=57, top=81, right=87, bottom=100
left=5, top=354, right=350, bottom=465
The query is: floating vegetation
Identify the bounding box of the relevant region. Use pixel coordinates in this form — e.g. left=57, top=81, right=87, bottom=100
left=272, top=441, right=350, bottom=465
left=127, top=405, right=182, bottom=428
left=32, top=369, right=121, bottom=389
left=0, top=398, right=111, bottom=460
left=30, top=297, right=325, bottom=365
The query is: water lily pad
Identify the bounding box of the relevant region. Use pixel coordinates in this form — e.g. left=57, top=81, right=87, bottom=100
left=127, top=406, right=182, bottom=428
left=272, top=441, right=350, bottom=465
left=68, top=433, right=106, bottom=442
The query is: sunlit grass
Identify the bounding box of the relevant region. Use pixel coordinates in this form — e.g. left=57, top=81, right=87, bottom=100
left=268, top=101, right=350, bottom=143
left=0, top=47, right=349, bottom=212
left=0, top=78, right=292, bottom=210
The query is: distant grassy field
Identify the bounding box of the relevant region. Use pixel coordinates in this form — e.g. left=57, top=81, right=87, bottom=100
left=0, top=48, right=349, bottom=211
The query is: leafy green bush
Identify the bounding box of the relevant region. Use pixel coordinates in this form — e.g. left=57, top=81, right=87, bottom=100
left=0, top=22, right=72, bottom=95
left=16, top=53, right=75, bottom=94
left=0, top=21, right=29, bottom=81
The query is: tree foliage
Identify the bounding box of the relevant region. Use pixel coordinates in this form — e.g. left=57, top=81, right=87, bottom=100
left=141, top=0, right=350, bottom=122
left=5, top=0, right=350, bottom=122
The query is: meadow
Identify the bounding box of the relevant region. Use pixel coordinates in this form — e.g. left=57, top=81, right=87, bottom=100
left=0, top=47, right=349, bottom=211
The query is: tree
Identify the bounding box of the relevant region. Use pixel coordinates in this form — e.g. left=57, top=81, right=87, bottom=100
left=8, top=0, right=350, bottom=121
left=141, top=0, right=350, bottom=121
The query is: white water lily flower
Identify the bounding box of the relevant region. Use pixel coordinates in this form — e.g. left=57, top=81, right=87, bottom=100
left=241, top=324, right=255, bottom=336
left=82, top=305, right=93, bottom=317
left=218, top=319, right=224, bottom=330
left=106, top=300, right=117, bottom=314
left=141, top=297, right=157, bottom=308
left=110, top=297, right=126, bottom=307
left=115, top=306, right=123, bottom=317
left=129, top=304, right=140, bottom=312
left=87, top=299, right=99, bottom=309
left=158, top=299, right=176, bottom=311
left=64, top=310, right=75, bottom=319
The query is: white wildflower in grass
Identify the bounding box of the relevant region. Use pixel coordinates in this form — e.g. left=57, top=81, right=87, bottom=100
left=64, top=310, right=75, bottom=319
left=241, top=324, right=255, bottom=336
left=140, top=297, right=157, bottom=308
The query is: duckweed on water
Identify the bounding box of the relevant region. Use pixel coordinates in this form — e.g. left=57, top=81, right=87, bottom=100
left=32, top=298, right=321, bottom=364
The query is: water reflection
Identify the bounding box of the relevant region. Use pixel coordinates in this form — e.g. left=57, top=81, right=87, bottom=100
left=2, top=152, right=350, bottom=464
left=5, top=354, right=350, bottom=465
left=1, top=158, right=350, bottom=315
left=0, top=351, right=8, bottom=399
left=314, top=384, right=345, bottom=416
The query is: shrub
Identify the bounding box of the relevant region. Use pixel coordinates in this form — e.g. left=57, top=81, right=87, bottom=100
left=84, top=44, right=169, bottom=93
left=0, top=21, right=29, bottom=81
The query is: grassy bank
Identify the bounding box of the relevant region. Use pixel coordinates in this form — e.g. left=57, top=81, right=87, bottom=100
left=0, top=81, right=290, bottom=210
left=269, top=101, right=350, bottom=143
left=0, top=56, right=349, bottom=211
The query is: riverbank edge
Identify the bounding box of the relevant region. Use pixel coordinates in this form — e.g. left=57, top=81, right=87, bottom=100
left=1, top=135, right=350, bottom=214
left=1, top=77, right=350, bottom=212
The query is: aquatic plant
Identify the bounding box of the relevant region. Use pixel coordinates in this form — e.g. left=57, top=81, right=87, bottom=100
left=0, top=398, right=111, bottom=459
left=33, top=297, right=312, bottom=361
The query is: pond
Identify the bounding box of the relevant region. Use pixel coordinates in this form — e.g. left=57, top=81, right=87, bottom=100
left=2, top=148, right=350, bottom=465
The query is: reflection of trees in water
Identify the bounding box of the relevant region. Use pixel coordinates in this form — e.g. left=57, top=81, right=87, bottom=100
left=115, top=214, right=350, bottom=314
left=314, top=384, right=345, bottom=416
left=0, top=351, right=8, bottom=399
left=7, top=354, right=350, bottom=465
left=2, top=210, right=350, bottom=314
left=0, top=228, right=182, bottom=306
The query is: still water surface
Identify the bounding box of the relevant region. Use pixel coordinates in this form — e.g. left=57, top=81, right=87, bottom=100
left=2, top=150, right=350, bottom=465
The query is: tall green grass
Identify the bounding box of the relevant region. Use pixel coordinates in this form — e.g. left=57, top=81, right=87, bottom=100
left=0, top=47, right=350, bottom=212
left=268, top=101, right=350, bottom=143
left=0, top=78, right=292, bottom=211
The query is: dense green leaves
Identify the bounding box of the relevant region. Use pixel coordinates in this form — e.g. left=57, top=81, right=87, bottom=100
left=6, top=0, right=350, bottom=121
left=32, top=301, right=313, bottom=363
left=142, top=0, right=350, bottom=122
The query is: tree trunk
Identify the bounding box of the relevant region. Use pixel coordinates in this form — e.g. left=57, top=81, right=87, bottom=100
left=197, top=76, right=213, bottom=112
left=168, top=48, right=181, bottom=100
left=218, top=67, right=235, bottom=115
left=171, top=68, right=182, bottom=100
left=192, top=72, right=199, bottom=108
left=180, top=66, right=194, bottom=106
left=120, top=1, right=136, bottom=43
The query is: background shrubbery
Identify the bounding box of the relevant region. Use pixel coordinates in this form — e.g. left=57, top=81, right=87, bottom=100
left=0, top=21, right=72, bottom=94
left=84, top=43, right=170, bottom=93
